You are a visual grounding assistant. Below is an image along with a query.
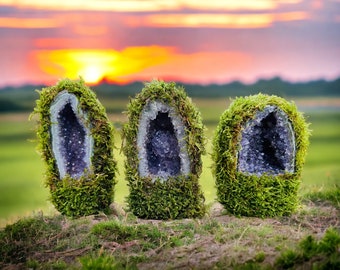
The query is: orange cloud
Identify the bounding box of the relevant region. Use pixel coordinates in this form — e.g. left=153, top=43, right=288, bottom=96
left=138, top=14, right=272, bottom=28
left=2, top=0, right=303, bottom=12
left=129, top=12, right=309, bottom=29
left=180, top=0, right=277, bottom=11
left=121, top=51, right=252, bottom=84
left=276, top=11, right=309, bottom=21
left=0, top=17, right=63, bottom=28
left=33, top=38, right=109, bottom=50
left=2, top=0, right=177, bottom=12
left=32, top=46, right=174, bottom=84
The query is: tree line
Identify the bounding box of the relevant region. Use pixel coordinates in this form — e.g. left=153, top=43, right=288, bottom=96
left=0, top=76, right=339, bottom=112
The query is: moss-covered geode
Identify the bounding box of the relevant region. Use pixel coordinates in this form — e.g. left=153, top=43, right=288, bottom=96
left=212, top=94, right=310, bottom=217
left=32, top=78, right=117, bottom=217
left=122, top=80, right=206, bottom=219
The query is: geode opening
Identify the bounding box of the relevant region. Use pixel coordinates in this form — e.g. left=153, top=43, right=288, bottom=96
left=50, top=91, right=93, bottom=179
left=146, top=112, right=181, bottom=176
left=137, top=100, right=190, bottom=181
left=238, top=106, right=295, bottom=176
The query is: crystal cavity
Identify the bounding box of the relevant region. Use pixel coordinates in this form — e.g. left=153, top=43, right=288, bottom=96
left=137, top=100, right=190, bottom=181
left=238, top=105, right=295, bottom=176
left=50, top=91, right=93, bottom=179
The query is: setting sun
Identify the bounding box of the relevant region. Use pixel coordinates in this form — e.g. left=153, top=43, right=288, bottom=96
left=32, top=46, right=173, bottom=84
left=80, top=66, right=106, bottom=84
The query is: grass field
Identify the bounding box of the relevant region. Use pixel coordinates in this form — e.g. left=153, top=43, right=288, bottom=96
left=0, top=97, right=339, bottom=226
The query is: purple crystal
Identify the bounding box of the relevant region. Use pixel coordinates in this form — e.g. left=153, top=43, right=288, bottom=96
left=238, top=106, right=295, bottom=176
left=57, top=103, right=87, bottom=178
left=146, top=112, right=181, bottom=176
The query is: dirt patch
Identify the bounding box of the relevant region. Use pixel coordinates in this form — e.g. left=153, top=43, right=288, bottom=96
left=140, top=236, right=225, bottom=270
left=1, top=201, right=339, bottom=269
left=137, top=201, right=339, bottom=269
left=280, top=200, right=340, bottom=235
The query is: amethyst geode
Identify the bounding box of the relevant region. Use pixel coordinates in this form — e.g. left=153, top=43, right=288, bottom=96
left=33, top=79, right=117, bottom=217
left=212, top=94, right=310, bottom=217
left=123, top=80, right=206, bottom=219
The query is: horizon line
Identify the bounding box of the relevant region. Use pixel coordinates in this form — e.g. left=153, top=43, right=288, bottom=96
left=1, top=75, right=340, bottom=90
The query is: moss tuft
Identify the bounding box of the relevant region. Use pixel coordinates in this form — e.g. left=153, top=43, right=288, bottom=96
left=212, top=93, right=310, bottom=217
left=122, top=80, right=206, bottom=219
left=31, top=78, right=117, bottom=217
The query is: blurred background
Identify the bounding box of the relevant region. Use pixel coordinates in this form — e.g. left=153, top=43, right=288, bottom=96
left=0, top=0, right=339, bottom=226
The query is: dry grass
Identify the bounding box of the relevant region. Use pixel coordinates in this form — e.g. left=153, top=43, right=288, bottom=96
left=1, top=198, right=339, bottom=270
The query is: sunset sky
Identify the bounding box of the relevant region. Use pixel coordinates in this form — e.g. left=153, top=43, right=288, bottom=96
left=0, top=0, right=339, bottom=86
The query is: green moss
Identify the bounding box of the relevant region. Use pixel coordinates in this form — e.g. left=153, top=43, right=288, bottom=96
left=212, top=94, right=310, bottom=217
left=122, top=80, right=206, bottom=219
left=31, top=78, right=117, bottom=217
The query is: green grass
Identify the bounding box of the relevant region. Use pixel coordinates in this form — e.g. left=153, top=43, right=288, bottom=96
left=274, top=227, right=340, bottom=269
left=0, top=116, right=50, bottom=224
left=300, top=112, right=340, bottom=192
left=0, top=98, right=340, bottom=225
left=303, top=185, right=340, bottom=209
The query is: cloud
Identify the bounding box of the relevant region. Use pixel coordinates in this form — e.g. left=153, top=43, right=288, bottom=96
left=0, top=0, right=177, bottom=12
left=127, top=12, right=309, bottom=29
left=0, top=16, right=63, bottom=28
left=1, top=0, right=303, bottom=12
left=0, top=0, right=338, bottom=86
left=114, top=50, right=253, bottom=84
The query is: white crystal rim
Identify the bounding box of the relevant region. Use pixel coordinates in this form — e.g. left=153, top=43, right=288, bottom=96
left=50, top=90, right=94, bottom=179
left=137, top=100, right=190, bottom=182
